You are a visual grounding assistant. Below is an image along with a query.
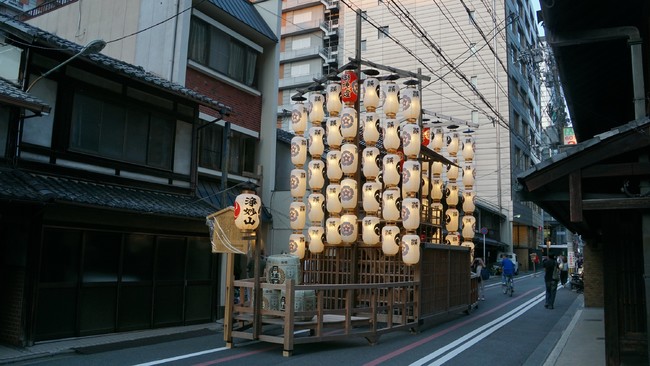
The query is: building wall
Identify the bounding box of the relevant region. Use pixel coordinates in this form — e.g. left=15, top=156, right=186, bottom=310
left=583, top=241, right=604, bottom=307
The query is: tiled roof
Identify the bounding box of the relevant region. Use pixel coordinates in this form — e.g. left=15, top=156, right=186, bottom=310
left=0, top=13, right=231, bottom=114
left=0, top=168, right=218, bottom=219
left=208, top=0, right=278, bottom=42
left=0, top=78, right=51, bottom=114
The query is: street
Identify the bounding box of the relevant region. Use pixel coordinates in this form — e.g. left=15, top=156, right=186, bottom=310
left=14, top=273, right=580, bottom=366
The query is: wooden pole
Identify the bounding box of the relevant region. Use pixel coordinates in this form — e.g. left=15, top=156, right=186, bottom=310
left=224, top=252, right=234, bottom=347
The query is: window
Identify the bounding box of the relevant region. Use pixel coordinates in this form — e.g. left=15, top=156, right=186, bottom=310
left=198, top=126, right=257, bottom=175
left=468, top=10, right=475, bottom=24
left=291, top=62, right=310, bottom=77
left=292, top=35, right=311, bottom=50
left=70, top=92, right=174, bottom=170
left=0, top=43, right=23, bottom=83
left=360, top=39, right=367, bottom=51
left=293, top=11, right=312, bottom=24
left=378, top=26, right=389, bottom=39
left=188, top=17, right=259, bottom=87
left=198, top=124, right=224, bottom=171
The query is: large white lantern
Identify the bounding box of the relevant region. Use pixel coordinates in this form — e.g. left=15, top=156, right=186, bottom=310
left=462, top=163, right=475, bottom=189
left=431, top=178, right=444, bottom=201
left=432, top=127, right=445, bottom=152
left=446, top=183, right=459, bottom=206
left=325, top=183, right=342, bottom=214
left=382, top=118, right=401, bottom=152
left=462, top=215, right=476, bottom=240
left=340, top=213, right=358, bottom=244
left=341, top=143, right=358, bottom=176
left=291, top=97, right=308, bottom=135
left=340, top=178, right=358, bottom=210
left=290, top=136, right=307, bottom=167
left=308, top=126, right=325, bottom=158
left=421, top=173, right=430, bottom=198
left=382, top=153, right=401, bottom=187
left=381, top=224, right=401, bottom=256
left=401, top=197, right=421, bottom=231
left=326, top=79, right=342, bottom=116
left=431, top=161, right=444, bottom=177
left=382, top=80, right=399, bottom=117
left=234, top=189, right=261, bottom=238
left=447, top=160, right=459, bottom=182
left=445, top=232, right=460, bottom=246
left=362, top=146, right=381, bottom=179
left=325, top=217, right=341, bottom=245
left=402, top=160, right=421, bottom=196
left=308, top=226, right=325, bottom=254
left=326, top=117, right=343, bottom=149
left=445, top=208, right=460, bottom=232
left=401, top=234, right=420, bottom=265
left=362, top=112, right=381, bottom=145
left=326, top=150, right=342, bottom=182
left=362, top=73, right=380, bottom=111
left=289, top=233, right=306, bottom=259
left=289, top=201, right=307, bottom=230
left=340, top=106, right=358, bottom=141
left=447, top=131, right=460, bottom=157
left=462, top=135, right=475, bottom=161
left=362, top=181, right=382, bottom=214
left=362, top=216, right=381, bottom=245
left=401, top=123, right=421, bottom=158
left=462, top=190, right=476, bottom=213
left=290, top=169, right=307, bottom=198
left=382, top=187, right=401, bottom=222
left=307, top=193, right=325, bottom=224
left=308, top=159, right=325, bottom=190
left=401, top=81, right=421, bottom=121
left=309, top=93, right=325, bottom=123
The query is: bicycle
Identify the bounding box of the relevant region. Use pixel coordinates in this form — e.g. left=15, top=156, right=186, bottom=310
left=503, top=275, right=514, bottom=297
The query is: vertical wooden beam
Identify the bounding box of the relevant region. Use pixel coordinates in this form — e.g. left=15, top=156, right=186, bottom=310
left=569, top=170, right=583, bottom=222
left=224, top=252, right=234, bottom=347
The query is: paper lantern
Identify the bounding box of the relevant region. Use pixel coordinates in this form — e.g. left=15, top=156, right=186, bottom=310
left=401, top=197, right=420, bottom=231
left=289, top=233, right=306, bottom=259
left=362, top=216, right=381, bottom=245
left=325, top=217, right=341, bottom=245
left=401, top=84, right=421, bottom=121
left=462, top=163, right=475, bottom=189
left=401, top=234, right=420, bottom=265
left=341, top=69, right=358, bottom=105
left=382, top=153, right=401, bottom=187
left=362, top=77, right=380, bottom=111
left=307, top=193, right=325, bottom=224
left=341, top=143, right=358, bottom=176
left=432, top=127, right=444, bottom=152
left=421, top=173, right=429, bottom=198
left=234, top=191, right=261, bottom=237
left=447, top=159, right=459, bottom=182
left=382, top=81, right=399, bottom=117
left=431, top=161, right=443, bottom=177
left=340, top=213, right=358, bottom=243
left=291, top=101, right=308, bottom=135
left=340, top=178, right=358, bottom=210
left=445, top=208, right=459, bottom=232
left=362, top=112, right=381, bottom=145
left=462, top=135, right=475, bottom=161
left=308, top=226, right=325, bottom=253
left=422, top=123, right=432, bottom=149
left=431, top=202, right=443, bottom=223
left=445, top=232, right=460, bottom=246
left=446, top=183, right=459, bottom=206
left=382, top=118, right=401, bottom=152
left=382, top=187, right=401, bottom=222
left=326, top=117, right=343, bottom=148
left=402, top=160, right=421, bottom=196
left=362, top=181, right=382, bottom=214
left=308, top=159, right=325, bottom=190
left=326, top=150, right=342, bottom=182
left=362, top=146, right=381, bottom=179
left=431, top=178, right=444, bottom=201
left=308, top=126, right=325, bottom=158
left=326, top=82, right=342, bottom=116
left=401, top=123, right=421, bottom=158
left=290, top=169, right=307, bottom=198
left=462, top=190, right=476, bottom=213
left=340, top=106, right=358, bottom=141
left=289, top=201, right=306, bottom=230
left=290, top=136, right=307, bottom=167
left=309, top=93, right=325, bottom=123
left=325, top=183, right=342, bottom=214
left=462, top=215, right=476, bottom=240
left=381, top=224, right=401, bottom=256
left=447, top=131, right=459, bottom=157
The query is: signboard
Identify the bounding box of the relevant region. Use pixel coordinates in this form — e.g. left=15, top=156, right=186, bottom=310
left=563, top=127, right=577, bottom=145
left=480, top=227, right=488, bottom=235
left=206, top=207, right=249, bottom=254
left=568, top=251, right=576, bottom=269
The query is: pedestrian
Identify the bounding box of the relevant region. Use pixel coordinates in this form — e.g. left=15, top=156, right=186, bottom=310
left=559, top=255, right=569, bottom=288
left=472, top=258, right=486, bottom=300
left=543, top=254, right=560, bottom=309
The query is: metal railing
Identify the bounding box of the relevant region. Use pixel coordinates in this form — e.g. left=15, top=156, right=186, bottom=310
left=20, top=0, right=78, bottom=20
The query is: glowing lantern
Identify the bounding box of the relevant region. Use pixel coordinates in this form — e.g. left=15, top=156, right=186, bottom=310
left=362, top=216, right=381, bottom=245
left=308, top=159, right=325, bottom=190
left=445, top=208, right=459, bottom=232
left=462, top=135, right=475, bottom=161
left=341, top=143, right=358, bottom=176
left=307, top=193, right=325, bottom=224
left=340, top=106, right=358, bottom=141
left=326, top=117, right=343, bottom=149
left=325, top=217, right=341, bottom=245
left=291, top=96, right=308, bottom=135
left=421, top=173, right=430, bottom=198
left=382, top=153, right=401, bottom=187
left=362, top=146, right=381, bottom=179
left=401, top=234, right=420, bottom=265
left=447, top=131, right=459, bottom=157
left=401, top=123, right=421, bottom=158
left=446, top=183, right=459, bottom=206
left=382, top=80, right=399, bottom=117
left=431, top=161, right=443, bottom=177
left=341, top=69, right=358, bottom=105
left=432, top=127, right=444, bottom=152
left=401, top=81, right=421, bottom=121
left=326, top=78, right=342, bottom=116
left=308, top=93, right=325, bottom=123
left=233, top=186, right=261, bottom=238
left=362, top=71, right=380, bottom=111
left=431, top=178, right=444, bottom=201
left=381, top=224, right=401, bottom=256
left=401, top=197, right=420, bottom=230
left=289, top=233, right=306, bottom=259
left=445, top=232, right=460, bottom=246
left=462, top=163, right=475, bottom=189
left=308, top=126, right=325, bottom=158
left=325, top=183, right=342, bottom=214
left=462, top=190, right=476, bottom=213
left=308, top=226, right=325, bottom=254
left=382, top=118, right=401, bottom=152
left=340, top=178, right=358, bottom=210
left=362, top=181, right=382, bottom=214
left=362, top=112, right=381, bottom=145
left=290, top=136, right=307, bottom=167
left=340, top=213, right=358, bottom=243
left=326, top=150, right=342, bottom=182
left=422, top=122, right=432, bottom=148
left=462, top=215, right=476, bottom=240
left=290, top=169, right=307, bottom=198
left=382, top=187, right=401, bottom=222
left=289, top=201, right=306, bottom=230
left=402, top=160, right=421, bottom=196
left=447, top=159, right=459, bottom=182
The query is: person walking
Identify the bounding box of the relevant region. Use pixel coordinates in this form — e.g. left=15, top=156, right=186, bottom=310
left=543, top=254, right=560, bottom=309
left=559, top=255, right=569, bottom=288
left=472, top=258, right=486, bottom=300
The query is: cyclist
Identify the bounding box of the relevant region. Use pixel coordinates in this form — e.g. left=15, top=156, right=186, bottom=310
left=501, top=254, right=515, bottom=292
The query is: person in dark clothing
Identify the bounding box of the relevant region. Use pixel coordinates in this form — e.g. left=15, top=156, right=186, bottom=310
left=543, top=254, right=559, bottom=309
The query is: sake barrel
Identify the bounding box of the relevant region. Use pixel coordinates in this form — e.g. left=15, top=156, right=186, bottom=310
left=262, top=288, right=280, bottom=314
left=266, top=254, right=302, bottom=285
left=280, top=289, right=316, bottom=321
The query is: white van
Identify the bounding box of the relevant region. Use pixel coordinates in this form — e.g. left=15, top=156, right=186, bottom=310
left=496, top=252, right=519, bottom=275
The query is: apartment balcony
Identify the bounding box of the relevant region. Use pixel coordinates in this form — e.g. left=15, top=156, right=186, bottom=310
left=280, top=46, right=320, bottom=63
left=282, top=19, right=321, bottom=36
left=321, top=0, right=339, bottom=11
left=319, top=46, right=338, bottom=64
left=320, top=19, right=339, bottom=39
left=279, top=73, right=322, bottom=89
